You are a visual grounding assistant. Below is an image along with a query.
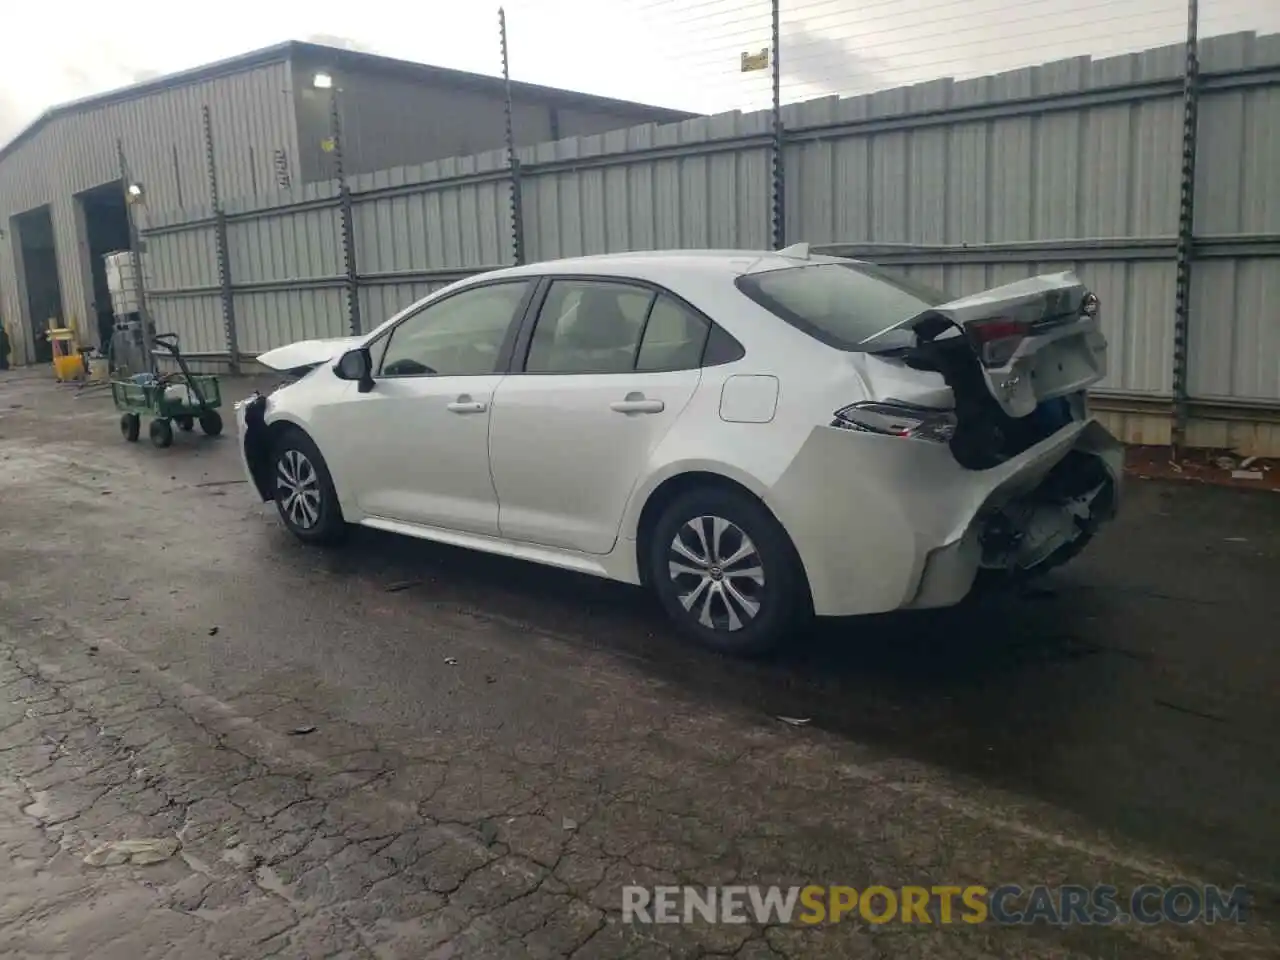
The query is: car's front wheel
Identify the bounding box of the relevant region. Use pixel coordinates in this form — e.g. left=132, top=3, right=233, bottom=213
left=270, top=427, right=346, bottom=545
left=648, top=487, right=810, bottom=657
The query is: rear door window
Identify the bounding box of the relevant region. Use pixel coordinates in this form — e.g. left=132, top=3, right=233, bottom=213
left=524, top=279, right=652, bottom=374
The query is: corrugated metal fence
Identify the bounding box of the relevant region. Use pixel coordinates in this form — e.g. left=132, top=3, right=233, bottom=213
left=139, top=31, right=1280, bottom=449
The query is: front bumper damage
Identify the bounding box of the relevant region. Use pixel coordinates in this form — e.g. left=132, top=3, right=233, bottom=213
left=235, top=392, right=272, bottom=502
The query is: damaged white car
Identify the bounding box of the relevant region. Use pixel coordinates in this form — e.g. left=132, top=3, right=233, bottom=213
left=237, top=246, right=1122, bottom=655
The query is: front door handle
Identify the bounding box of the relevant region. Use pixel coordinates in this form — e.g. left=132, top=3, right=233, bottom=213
left=610, top=395, right=665, bottom=414
left=447, top=395, right=487, bottom=414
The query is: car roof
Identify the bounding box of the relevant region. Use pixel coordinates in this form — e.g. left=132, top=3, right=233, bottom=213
left=485, top=249, right=854, bottom=285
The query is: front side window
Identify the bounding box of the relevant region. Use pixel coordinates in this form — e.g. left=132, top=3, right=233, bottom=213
left=524, top=280, right=653, bottom=374
left=378, top=281, right=529, bottom=377
left=736, top=262, right=949, bottom=352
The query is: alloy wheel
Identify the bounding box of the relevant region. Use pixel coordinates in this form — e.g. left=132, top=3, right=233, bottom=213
left=667, top=515, right=765, bottom=631
left=277, top=449, right=322, bottom=530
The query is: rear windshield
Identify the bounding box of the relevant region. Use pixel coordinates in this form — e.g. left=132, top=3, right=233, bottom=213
left=735, top=261, right=950, bottom=352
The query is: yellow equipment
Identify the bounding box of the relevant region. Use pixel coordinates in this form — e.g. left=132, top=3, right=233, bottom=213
left=48, top=324, right=86, bottom=382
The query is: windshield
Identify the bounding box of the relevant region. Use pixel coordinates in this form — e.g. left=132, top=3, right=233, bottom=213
left=735, top=261, right=950, bottom=352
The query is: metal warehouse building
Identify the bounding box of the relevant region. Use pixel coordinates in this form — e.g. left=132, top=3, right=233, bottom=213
left=0, top=41, right=692, bottom=364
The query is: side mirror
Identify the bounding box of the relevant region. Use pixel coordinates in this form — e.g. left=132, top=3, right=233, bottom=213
left=335, top=348, right=375, bottom=393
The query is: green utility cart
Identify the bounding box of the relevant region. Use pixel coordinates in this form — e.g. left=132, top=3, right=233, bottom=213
left=111, top=333, right=224, bottom=448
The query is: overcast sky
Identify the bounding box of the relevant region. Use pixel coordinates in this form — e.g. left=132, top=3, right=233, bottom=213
left=1, top=0, right=1276, bottom=144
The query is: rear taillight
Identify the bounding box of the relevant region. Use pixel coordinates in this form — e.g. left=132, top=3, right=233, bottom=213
left=832, top=401, right=956, bottom=444
left=967, top=317, right=1030, bottom=368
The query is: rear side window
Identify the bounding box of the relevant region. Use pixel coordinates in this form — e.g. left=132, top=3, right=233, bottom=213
left=636, top=296, right=710, bottom=371
left=736, top=262, right=949, bottom=352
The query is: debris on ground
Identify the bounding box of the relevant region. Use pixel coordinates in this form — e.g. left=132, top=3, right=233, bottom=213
left=385, top=580, right=422, bottom=592
left=777, top=716, right=811, bottom=726
left=289, top=725, right=317, bottom=736
left=444, top=657, right=458, bottom=666
left=1126, top=446, right=1280, bottom=491
left=84, top=837, right=180, bottom=867
left=208, top=626, right=219, bottom=636
left=562, top=817, right=578, bottom=831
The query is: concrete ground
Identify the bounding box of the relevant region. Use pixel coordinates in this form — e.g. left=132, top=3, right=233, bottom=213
left=1, top=367, right=1277, bottom=959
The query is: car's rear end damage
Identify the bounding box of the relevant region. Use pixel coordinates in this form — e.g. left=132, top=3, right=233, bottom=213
left=866, top=271, right=1120, bottom=587
left=752, top=265, right=1123, bottom=618
left=772, top=413, right=1122, bottom=618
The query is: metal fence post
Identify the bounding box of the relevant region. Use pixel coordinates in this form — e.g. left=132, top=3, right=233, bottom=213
left=117, top=139, right=155, bottom=373
left=770, top=0, right=785, bottom=251
left=1171, top=0, right=1200, bottom=458
left=328, top=85, right=362, bottom=335
left=500, top=8, right=526, bottom=265
left=202, top=106, right=239, bottom=373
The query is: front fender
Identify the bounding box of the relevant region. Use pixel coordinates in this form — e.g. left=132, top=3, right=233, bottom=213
left=239, top=394, right=316, bottom=503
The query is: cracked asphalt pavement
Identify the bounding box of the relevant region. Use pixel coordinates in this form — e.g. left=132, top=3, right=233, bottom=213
left=1, top=368, right=1278, bottom=959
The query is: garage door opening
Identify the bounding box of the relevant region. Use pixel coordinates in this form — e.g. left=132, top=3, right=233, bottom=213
left=12, top=205, right=63, bottom=364
left=78, top=181, right=133, bottom=351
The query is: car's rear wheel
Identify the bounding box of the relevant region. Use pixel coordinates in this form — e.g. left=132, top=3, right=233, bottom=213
left=648, top=487, right=810, bottom=657
left=271, top=427, right=346, bottom=545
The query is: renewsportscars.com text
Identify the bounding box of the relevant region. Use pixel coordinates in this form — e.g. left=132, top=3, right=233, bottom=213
left=622, top=884, right=1250, bottom=926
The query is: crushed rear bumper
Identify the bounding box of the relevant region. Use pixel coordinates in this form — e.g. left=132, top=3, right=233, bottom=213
left=767, top=418, right=1123, bottom=617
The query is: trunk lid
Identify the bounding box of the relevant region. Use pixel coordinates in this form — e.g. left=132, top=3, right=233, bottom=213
left=256, top=336, right=362, bottom=376
left=870, top=271, right=1108, bottom=419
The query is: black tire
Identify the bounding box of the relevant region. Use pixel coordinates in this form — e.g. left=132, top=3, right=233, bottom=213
left=270, top=427, right=346, bottom=545
left=120, top=413, right=140, bottom=442
left=175, top=415, right=194, bottom=432
left=199, top=410, right=224, bottom=437
left=149, top=419, right=174, bottom=449
left=647, top=487, right=811, bottom=657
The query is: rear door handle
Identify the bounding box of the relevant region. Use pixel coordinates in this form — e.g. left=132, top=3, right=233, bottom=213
left=610, top=397, right=665, bottom=414
left=447, top=395, right=487, bottom=414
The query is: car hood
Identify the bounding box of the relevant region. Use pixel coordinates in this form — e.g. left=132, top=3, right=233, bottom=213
left=256, top=336, right=362, bottom=374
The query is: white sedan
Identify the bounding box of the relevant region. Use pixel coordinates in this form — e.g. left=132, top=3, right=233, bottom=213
left=237, top=245, right=1122, bottom=655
